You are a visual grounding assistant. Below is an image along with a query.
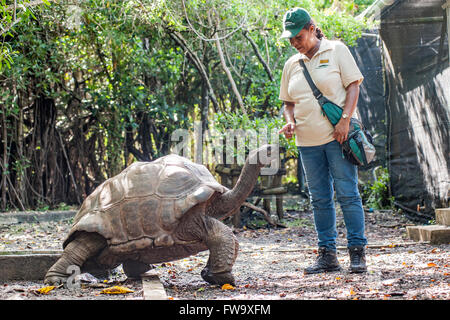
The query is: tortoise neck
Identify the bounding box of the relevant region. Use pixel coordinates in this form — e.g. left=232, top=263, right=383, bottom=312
left=208, top=160, right=262, bottom=220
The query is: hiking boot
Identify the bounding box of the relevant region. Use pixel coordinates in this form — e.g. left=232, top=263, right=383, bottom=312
left=348, top=246, right=367, bottom=273
left=304, top=247, right=341, bottom=274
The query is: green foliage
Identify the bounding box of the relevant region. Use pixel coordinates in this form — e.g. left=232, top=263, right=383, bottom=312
left=281, top=217, right=313, bottom=228
left=55, top=202, right=72, bottom=211
left=361, top=167, right=395, bottom=210
left=0, top=0, right=376, bottom=210
left=0, top=0, right=52, bottom=71
left=36, top=201, right=50, bottom=212
left=213, top=111, right=298, bottom=158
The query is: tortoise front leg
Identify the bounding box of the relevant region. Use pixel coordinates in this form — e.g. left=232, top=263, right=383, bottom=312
left=122, top=260, right=153, bottom=279
left=201, top=217, right=239, bottom=286
left=44, top=232, right=106, bottom=285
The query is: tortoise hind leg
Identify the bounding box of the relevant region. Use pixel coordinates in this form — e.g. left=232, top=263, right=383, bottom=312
left=201, top=217, right=239, bottom=286
left=44, top=232, right=106, bottom=285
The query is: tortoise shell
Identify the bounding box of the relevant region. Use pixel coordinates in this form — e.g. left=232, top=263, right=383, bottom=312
left=64, top=154, right=227, bottom=253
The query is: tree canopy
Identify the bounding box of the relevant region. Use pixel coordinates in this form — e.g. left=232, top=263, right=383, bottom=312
left=0, top=0, right=375, bottom=210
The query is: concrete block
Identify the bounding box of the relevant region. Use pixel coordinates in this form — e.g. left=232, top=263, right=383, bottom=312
left=0, top=210, right=76, bottom=225
left=0, top=251, right=62, bottom=280
left=435, top=208, right=450, bottom=226
left=418, top=225, right=450, bottom=244
left=406, top=226, right=421, bottom=241
left=142, top=271, right=167, bottom=300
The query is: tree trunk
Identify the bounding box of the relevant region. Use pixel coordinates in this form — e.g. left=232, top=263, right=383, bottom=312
left=201, top=80, right=209, bottom=133
left=16, top=84, right=27, bottom=207
left=167, top=30, right=221, bottom=112
left=209, top=10, right=246, bottom=115
left=242, top=30, right=274, bottom=82
left=1, top=103, right=7, bottom=211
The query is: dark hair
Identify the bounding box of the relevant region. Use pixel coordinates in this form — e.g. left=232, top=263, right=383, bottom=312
left=303, top=19, right=325, bottom=40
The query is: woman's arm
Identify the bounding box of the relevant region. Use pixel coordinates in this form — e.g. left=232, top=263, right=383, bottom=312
left=279, top=101, right=296, bottom=139
left=333, top=80, right=360, bottom=144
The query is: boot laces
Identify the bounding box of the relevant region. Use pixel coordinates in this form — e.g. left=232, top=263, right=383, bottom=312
left=350, top=248, right=363, bottom=264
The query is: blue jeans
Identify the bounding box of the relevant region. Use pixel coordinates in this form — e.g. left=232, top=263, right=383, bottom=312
left=298, top=140, right=367, bottom=250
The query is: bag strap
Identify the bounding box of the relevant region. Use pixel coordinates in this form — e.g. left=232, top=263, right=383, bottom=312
left=299, top=59, right=371, bottom=142
left=299, top=59, right=323, bottom=100
left=300, top=58, right=363, bottom=124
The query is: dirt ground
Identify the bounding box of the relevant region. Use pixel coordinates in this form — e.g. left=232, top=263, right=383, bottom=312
left=0, top=196, right=448, bottom=300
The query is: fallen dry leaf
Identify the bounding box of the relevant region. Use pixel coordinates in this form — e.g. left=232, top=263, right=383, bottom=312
left=100, top=286, right=134, bottom=295
left=221, top=284, right=235, bottom=290
left=36, top=286, right=56, bottom=295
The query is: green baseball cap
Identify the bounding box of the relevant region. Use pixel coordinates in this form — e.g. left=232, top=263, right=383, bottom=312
left=280, top=8, right=311, bottom=39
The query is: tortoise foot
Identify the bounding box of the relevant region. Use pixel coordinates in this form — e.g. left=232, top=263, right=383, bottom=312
left=201, top=267, right=235, bottom=286
left=44, top=273, right=67, bottom=286
left=122, top=260, right=153, bottom=279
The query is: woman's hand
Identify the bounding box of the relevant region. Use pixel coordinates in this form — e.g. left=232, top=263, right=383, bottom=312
left=280, top=102, right=296, bottom=139
left=333, top=118, right=350, bottom=144
left=335, top=80, right=360, bottom=144
left=333, top=81, right=359, bottom=144
left=279, top=122, right=295, bottom=139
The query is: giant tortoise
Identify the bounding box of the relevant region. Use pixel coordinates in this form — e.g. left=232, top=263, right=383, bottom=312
left=45, top=145, right=273, bottom=286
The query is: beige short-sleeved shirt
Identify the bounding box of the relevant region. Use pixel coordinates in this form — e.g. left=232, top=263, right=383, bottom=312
left=279, top=39, right=364, bottom=147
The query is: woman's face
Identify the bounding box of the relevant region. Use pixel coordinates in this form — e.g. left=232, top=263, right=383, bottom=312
left=289, top=26, right=316, bottom=54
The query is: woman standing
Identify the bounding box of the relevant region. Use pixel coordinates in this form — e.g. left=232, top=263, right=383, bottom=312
left=278, top=7, right=367, bottom=274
